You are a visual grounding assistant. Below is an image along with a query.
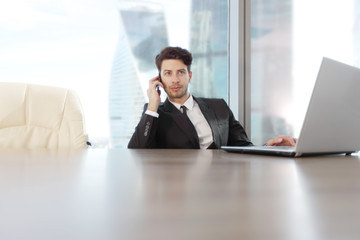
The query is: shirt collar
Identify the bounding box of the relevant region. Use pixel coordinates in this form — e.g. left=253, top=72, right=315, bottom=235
left=169, top=95, right=194, bottom=111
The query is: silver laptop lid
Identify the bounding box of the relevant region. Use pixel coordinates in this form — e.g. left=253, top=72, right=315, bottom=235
left=295, top=57, right=360, bottom=155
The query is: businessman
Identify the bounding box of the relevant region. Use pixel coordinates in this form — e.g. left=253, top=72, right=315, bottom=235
left=128, top=46, right=296, bottom=149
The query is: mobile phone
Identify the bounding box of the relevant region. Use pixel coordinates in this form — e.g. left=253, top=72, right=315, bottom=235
left=156, top=73, right=162, bottom=95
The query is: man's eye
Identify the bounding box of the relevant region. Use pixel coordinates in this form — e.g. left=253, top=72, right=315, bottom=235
left=179, top=71, right=185, bottom=74
left=164, top=72, right=170, bottom=75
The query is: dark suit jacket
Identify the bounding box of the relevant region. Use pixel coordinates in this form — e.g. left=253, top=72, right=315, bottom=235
left=128, top=97, right=252, bottom=149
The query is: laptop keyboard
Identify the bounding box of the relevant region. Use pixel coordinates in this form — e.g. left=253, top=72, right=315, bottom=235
left=248, top=145, right=295, bottom=151
left=263, top=146, right=295, bottom=150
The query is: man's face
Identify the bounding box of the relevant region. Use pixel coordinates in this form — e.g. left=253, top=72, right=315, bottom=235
left=160, top=59, right=192, bottom=104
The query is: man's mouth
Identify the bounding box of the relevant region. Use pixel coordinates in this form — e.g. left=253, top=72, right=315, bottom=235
left=170, top=86, right=181, bottom=91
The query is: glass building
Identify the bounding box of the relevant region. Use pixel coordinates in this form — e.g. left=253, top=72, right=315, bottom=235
left=110, top=0, right=168, bottom=148
left=189, top=0, right=228, bottom=99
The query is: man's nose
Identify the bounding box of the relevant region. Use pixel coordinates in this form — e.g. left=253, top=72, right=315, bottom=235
left=171, top=75, right=180, bottom=82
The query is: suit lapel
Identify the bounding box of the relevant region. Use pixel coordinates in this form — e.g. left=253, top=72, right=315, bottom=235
left=163, top=99, right=199, bottom=147
left=194, top=97, right=220, bottom=148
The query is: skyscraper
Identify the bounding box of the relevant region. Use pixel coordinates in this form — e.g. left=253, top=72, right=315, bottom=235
left=110, top=0, right=168, bottom=148
left=189, top=0, right=229, bottom=99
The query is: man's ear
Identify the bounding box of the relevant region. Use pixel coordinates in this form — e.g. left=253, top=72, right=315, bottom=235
left=189, top=71, right=192, bottom=83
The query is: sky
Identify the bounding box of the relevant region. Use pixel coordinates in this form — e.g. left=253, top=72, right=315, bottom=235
left=0, top=0, right=192, bottom=145
left=0, top=0, right=120, bottom=141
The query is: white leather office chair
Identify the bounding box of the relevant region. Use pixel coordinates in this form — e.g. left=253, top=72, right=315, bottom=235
left=0, top=83, right=89, bottom=149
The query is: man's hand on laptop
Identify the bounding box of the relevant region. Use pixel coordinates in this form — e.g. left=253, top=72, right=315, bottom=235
left=266, top=135, right=297, bottom=146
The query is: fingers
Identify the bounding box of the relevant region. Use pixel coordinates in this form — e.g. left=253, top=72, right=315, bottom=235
left=148, top=76, right=164, bottom=91
left=146, top=76, right=163, bottom=112
left=266, top=135, right=297, bottom=146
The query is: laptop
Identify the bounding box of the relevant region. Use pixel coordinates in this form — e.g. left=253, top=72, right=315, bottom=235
left=222, top=57, right=360, bottom=157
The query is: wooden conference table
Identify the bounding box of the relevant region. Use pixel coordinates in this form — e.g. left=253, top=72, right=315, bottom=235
left=1, top=149, right=360, bottom=240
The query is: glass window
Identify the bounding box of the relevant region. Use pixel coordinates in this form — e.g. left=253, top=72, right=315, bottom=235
left=0, top=0, right=230, bottom=148
left=0, top=0, right=119, bottom=148
left=250, top=0, right=360, bottom=145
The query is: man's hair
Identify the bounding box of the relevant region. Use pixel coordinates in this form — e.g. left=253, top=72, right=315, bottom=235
left=155, top=46, right=193, bottom=72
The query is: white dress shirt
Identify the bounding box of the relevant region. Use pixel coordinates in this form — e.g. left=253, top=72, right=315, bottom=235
left=145, top=95, right=214, bottom=149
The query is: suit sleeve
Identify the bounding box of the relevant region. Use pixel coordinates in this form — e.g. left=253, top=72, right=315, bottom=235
left=226, top=102, right=253, bottom=146
left=128, top=104, right=159, bottom=148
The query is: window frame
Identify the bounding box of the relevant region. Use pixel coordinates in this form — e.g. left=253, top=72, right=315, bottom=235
left=228, top=0, right=251, bottom=137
